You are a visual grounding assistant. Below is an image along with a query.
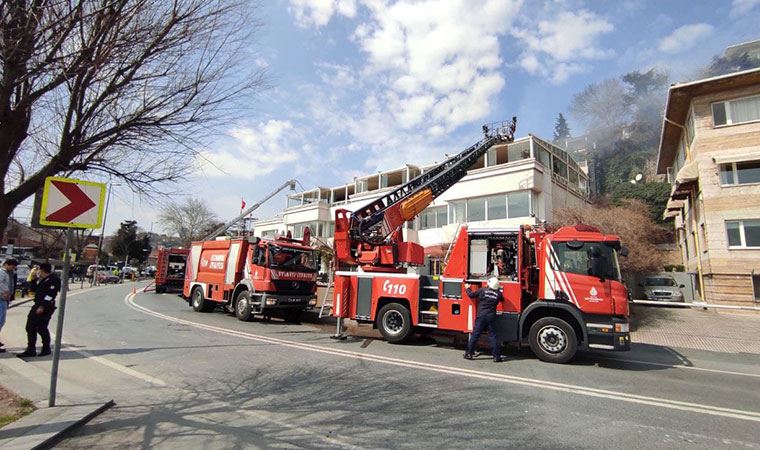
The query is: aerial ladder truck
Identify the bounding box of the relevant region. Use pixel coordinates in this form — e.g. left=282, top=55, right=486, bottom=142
left=331, top=118, right=631, bottom=363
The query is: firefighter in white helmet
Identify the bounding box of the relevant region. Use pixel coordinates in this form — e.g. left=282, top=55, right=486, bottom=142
left=463, top=277, right=504, bottom=362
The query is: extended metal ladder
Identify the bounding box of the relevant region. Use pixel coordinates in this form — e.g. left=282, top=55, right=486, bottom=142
left=318, top=270, right=334, bottom=318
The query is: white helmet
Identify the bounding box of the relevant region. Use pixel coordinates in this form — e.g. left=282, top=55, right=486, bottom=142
left=488, top=277, right=500, bottom=290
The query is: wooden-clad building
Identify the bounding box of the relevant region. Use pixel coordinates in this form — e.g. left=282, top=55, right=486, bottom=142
left=656, top=67, right=760, bottom=305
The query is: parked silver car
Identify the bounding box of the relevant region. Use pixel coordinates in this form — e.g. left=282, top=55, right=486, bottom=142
left=641, top=276, right=685, bottom=302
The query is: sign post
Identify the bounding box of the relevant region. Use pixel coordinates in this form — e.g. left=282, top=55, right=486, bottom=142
left=49, top=228, right=72, bottom=407
left=32, top=176, right=106, bottom=407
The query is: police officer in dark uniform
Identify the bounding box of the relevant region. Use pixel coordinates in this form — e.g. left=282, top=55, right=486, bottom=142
left=464, top=277, right=504, bottom=362
left=17, top=263, right=59, bottom=358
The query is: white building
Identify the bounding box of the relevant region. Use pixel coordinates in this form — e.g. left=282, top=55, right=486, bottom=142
left=253, top=135, right=589, bottom=256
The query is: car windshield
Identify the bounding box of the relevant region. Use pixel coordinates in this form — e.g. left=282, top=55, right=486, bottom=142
left=646, top=277, right=676, bottom=286
left=551, top=241, right=622, bottom=282
left=268, top=246, right=316, bottom=271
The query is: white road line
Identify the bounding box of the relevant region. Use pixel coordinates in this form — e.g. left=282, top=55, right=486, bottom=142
left=63, top=344, right=167, bottom=386
left=594, top=356, right=760, bottom=379
left=125, top=293, right=760, bottom=424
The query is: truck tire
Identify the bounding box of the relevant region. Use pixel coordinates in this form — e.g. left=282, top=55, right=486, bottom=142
left=377, top=302, right=412, bottom=344
left=155, top=285, right=165, bottom=294
left=191, top=287, right=214, bottom=313
left=528, top=317, right=578, bottom=364
left=235, top=290, right=254, bottom=321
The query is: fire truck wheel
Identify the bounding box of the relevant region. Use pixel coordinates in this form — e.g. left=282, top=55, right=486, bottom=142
left=191, top=287, right=214, bottom=313
left=528, top=317, right=577, bottom=364
left=155, top=285, right=165, bottom=294
left=377, top=303, right=412, bottom=344
left=235, top=291, right=254, bottom=321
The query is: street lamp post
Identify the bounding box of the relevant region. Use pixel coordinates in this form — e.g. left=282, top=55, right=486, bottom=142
left=92, top=182, right=120, bottom=286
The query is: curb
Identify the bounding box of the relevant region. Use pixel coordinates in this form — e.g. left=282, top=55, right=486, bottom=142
left=34, top=400, right=115, bottom=450
left=632, top=299, right=760, bottom=312
left=8, top=298, right=32, bottom=309
left=0, top=400, right=115, bottom=450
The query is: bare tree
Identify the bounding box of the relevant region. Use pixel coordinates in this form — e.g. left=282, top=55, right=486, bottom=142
left=158, top=197, right=217, bottom=246
left=0, top=0, right=267, bottom=239
left=554, top=200, right=671, bottom=274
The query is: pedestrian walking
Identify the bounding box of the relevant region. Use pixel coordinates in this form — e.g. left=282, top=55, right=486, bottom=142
left=17, top=263, right=60, bottom=358
left=463, top=277, right=504, bottom=363
left=0, top=259, right=19, bottom=353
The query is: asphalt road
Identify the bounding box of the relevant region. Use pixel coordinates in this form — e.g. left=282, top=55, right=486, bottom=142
left=16, top=283, right=760, bottom=449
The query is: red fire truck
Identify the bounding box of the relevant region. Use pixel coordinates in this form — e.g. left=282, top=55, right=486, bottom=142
left=183, top=232, right=319, bottom=322
left=331, top=119, right=631, bottom=363
left=154, top=248, right=190, bottom=293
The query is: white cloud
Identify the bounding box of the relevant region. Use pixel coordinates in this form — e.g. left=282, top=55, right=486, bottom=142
left=289, top=0, right=521, bottom=170
left=197, top=120, right=299, bottom=179
left=730, top=0, right=760, bottom=18
left=658, top=23, right=714, bottom=54
left=514, top=9, right=614, bottom=84
left=289, top=0, right=357, bottom=27
left=316, top=62, right=357, bottom=87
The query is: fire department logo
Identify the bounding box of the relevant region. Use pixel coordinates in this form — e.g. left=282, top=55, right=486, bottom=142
left=292, top=281, right=300, bottom=289
left=585, top=287, right=602, bottom=303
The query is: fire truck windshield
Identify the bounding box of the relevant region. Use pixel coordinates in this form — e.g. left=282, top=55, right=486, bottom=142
left=551, top=241, right=622, bottom=281
left=268, top=246, right=317, bottom=271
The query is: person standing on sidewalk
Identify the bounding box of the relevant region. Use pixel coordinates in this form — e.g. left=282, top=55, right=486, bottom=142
left=463, top=277, right=504, bottom=363
left=0, top=259, right=19, bottom=353
left=17, top=263, right=59, bottom=358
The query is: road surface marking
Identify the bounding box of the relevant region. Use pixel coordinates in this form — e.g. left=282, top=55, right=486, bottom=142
left=126, top=293, right=760, bottom=423
left=594, top=355, right=760, bottom=379
left=62, top=344, right=167, bottom=387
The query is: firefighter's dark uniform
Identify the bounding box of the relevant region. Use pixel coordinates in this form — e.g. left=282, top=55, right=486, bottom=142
left=22, top=274, right=60, bottom=356
left=465, top=286, right=503, bottom=361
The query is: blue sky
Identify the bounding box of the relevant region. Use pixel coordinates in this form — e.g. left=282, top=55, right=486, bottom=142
left=83, top=0, right=760, bottom=235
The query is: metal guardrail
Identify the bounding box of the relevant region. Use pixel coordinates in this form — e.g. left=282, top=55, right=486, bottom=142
left=632, top=299, right=760, bottom=312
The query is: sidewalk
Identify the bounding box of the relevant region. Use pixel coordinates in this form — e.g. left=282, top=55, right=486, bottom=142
left=630, top=304, right=760, bottom=354
left=0, top=282, right=119, bottom=449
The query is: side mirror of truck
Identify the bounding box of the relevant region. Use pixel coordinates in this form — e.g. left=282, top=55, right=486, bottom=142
left=620, top=246, right=629, bottom=257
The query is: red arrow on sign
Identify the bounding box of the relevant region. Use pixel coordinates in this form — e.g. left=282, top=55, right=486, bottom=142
left=45, top=180, right=97, bottom=223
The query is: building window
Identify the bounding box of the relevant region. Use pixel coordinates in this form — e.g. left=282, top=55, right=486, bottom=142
left=552, top=155, right=568, bottom=178
left=467, top=197, right=486, bottom=222
left=508, top=191, right=531, bottom=218
left=719, top=160, right=760, bottom=185
left=507, top=141, right=531, bottom=163
left=726, top=219, right=760, bottom=248
left=712, top=95, right=760, bottom=127
left=261, top=230, right=277, bottom=238
left=753, top=274, right=760, bottom=302
left=448, top=201, right=466, bottom=224
left=419, top=206, right=447, bottom=230
left=486, top=194, right=507, bottom=220
left=674, top=140, right=686, bottom=174
left=686, top=111, right=696, bottom=146
left=535, top=144, right=552, bottom=169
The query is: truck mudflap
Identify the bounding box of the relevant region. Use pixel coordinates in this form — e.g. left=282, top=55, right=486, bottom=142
left=253, top=293, right=317, bottom=310
left=585, top=316, right=631, bottom=351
